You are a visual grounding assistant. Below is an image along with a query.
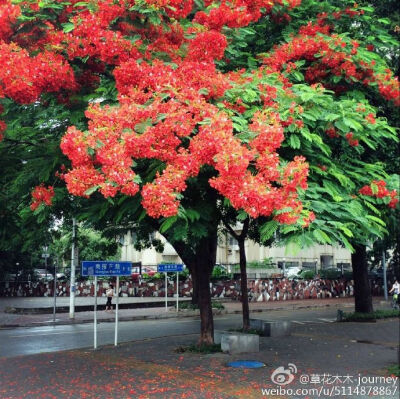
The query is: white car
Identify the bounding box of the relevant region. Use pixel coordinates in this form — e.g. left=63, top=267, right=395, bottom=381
left=285, top=267, right=302, bottom=278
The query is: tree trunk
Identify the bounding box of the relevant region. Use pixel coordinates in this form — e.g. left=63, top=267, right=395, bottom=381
left=238, top=238, right=250, bottom=330
left=352, top=244, right=373, bottom=313
left=223, top=217, right=250, bottom=331
left=189, top=265, right=199, bottom=306
left=172, top=233, right=217, bottom=345
left=196, top=264, right=214, bottom=345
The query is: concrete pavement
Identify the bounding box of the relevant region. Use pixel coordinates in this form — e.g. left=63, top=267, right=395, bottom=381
left=0, top=317, right=398, bottom=398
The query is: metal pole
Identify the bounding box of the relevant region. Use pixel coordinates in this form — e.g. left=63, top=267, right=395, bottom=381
left=176, top=272, right=179, bottom=312
left=114, top=276, right=119, bottom=346
left=69, top=217, right=76, bottom=319
left=94, top=276, right=97, bottom=349
left=382, top=250, right=388, bottom=301
left=165, top=272, right=168, bottom=312
left=53, top=263, right=57, bottom=323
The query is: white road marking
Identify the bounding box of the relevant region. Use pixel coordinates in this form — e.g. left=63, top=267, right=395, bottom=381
left=7, top=317, right=224, bottom=338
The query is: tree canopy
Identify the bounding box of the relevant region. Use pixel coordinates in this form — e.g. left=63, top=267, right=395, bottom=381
left=0, top=0, right=399, bottom=342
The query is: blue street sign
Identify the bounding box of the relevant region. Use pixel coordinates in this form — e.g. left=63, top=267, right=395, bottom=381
left=157, top=264, right=184, bottom=273
left=81, top=261, right=132, bottom=276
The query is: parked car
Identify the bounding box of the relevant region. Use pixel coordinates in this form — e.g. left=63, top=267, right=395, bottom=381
left=131, top=266, right=156, bottom=280
left=368, top=268, right=394, bottom=280
left=56, top=273, right=67, bottom=281
left=34, top=269, right=54, bottom=281
left=285, top=267, right=302, bottom=279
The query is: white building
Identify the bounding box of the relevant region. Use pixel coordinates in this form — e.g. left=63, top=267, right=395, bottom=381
left=120, top=229, right=351, bottom=271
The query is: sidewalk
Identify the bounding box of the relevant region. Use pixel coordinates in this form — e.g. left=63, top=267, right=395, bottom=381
left=0, top=317, right=398, bottom=398
left=0, top=297, right=384, bottom=328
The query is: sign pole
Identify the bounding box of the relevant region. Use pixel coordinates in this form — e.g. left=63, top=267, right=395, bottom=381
left=114, top=276, right=119, bottom=346
left=69, top=217, right=76, bottom=319
left=94, top=276, right=97, bottom=349
left=165, top=272, right=168, bottom=312
left=176, top=272, right=179, bottom=312
left=382, top=249, right=388, bottom=301
left=53, top=264, right=57, bottom=323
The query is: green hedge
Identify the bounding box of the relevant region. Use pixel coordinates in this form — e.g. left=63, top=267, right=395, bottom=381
left=340, top=309, right=400, bottom=322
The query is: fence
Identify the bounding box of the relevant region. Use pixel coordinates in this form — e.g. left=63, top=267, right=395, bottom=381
left=0, top=277, right=386, bottom=301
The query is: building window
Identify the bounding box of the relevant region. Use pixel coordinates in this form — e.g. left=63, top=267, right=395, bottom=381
left=320, top=255, right=334, bottom=269
left=302, top=262, right=316, bottom=270
left=228, top=236, right=238, bottom=246
left=337, top=262, right=351, bottom=270
left=277, top=261, right=299, bottom=269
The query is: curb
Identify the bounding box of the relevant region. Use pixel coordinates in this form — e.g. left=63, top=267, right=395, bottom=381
left=4, top=299, right=193, bottom=315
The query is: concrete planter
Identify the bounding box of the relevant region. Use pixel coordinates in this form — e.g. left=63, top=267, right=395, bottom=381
left=250, top=318, right=291, bottom=337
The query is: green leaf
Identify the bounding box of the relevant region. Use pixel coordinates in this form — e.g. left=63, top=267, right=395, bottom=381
left=371, top=182, right=379, bottom=194
left=160, top=216, right=178, bottom=233
left=84, top=185, right=99, bottom=196
left=313, top=229, right=332, bottom=244
left=343, top=117, right=363, bottom=131
left=289, top=134, right=301, bottom=149
left=62, top=23, right=75, bottom=33
left=185, top=209, right=201, bottom=222
left=366, top=215, right=386, bottom=226
left=339, top=226, right=353, bottom=238
left=260, top=220, right=278, bottom=241
left=198, top=88, right=209, bottom=96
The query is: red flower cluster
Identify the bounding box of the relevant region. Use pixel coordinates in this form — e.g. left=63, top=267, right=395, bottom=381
left=62, top=69, right=310, bottom=223
left=359, top=180, right=398, bottom=209
left=30, top=185, right=55, bottom=211
left=186, top=30, right=228, bottom=62
left=345, top=132, right=359, bottom=147
left=144, top=0, right=194, bottom=19
left=193, top=0, right=302, bottom=31
left=0, top=42, right=77, bottom=104
left=365, top=113, right=376, bottom=125
left=0, top=0, right=20, bottom=41
left=325, top=127, right=339, bottom=139
left=263, top=23, right=400, bottom=106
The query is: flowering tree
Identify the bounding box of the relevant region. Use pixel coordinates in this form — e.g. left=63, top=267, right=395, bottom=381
left=0, top=0, right=398, bottom=342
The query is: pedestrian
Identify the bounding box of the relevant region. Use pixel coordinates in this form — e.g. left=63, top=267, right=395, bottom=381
left=105, top=284, right=114, bottom=312
left=389, top=279, right=400, bottom=305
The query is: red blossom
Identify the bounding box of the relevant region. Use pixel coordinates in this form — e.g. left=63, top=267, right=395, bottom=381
left=359, top=180, right=398, bottom=209
left=30, top=185, right=55, bottom=210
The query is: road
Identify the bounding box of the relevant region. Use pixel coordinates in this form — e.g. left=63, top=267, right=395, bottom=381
left=0, top=307, right=340, bottom=358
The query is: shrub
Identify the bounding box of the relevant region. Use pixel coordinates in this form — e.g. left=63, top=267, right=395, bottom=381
left=211, top=266, right=230, bottom=280
left=176, top=301, right=224, bottom=310
left=175, top=343, right=222, bottom=354
left=299, top=270, right=316, bottom=279
left=340, top=309, right=400, bottom=322
left=388, top=365, right=400, bottom=377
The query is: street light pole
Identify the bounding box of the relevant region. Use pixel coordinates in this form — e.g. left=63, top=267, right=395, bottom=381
left=382, top=250, right=388, bottom=301
left=69, top=217, right=76, bottom=319
left=53, top=261, right=57, bottom=323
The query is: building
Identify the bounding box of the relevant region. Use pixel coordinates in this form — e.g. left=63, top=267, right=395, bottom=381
left=120, top=229, right=351, bottom=271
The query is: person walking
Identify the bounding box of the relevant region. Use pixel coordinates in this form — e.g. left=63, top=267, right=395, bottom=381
left=389, top=279, right=400, bottom=309
left=105, top=284, right=114, bottom=312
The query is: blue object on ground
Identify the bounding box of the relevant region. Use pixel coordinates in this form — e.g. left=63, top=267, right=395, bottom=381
left=227, top=360, right=265, bottom=368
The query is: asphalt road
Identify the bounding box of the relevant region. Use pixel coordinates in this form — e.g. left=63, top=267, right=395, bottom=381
left=0, top=307, right=339, bottom=358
